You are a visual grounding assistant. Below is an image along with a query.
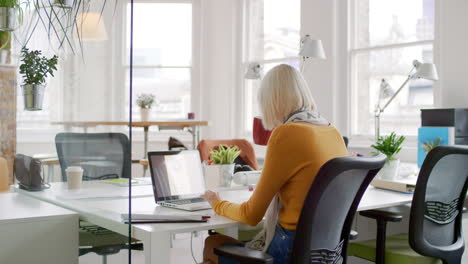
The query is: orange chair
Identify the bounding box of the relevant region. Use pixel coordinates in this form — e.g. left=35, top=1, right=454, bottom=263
left=197, top=139, right=259, bottom=170
left=198, top=139, right=261, bottom=241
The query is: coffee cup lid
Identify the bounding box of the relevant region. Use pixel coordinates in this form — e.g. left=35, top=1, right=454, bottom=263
left=66, top=166, right=83, bottom=172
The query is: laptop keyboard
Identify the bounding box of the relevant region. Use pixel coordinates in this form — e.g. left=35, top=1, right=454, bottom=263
left=169, top=197, right=206, bottom=205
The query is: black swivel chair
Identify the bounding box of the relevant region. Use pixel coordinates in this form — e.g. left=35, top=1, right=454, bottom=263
left=55, top=132, right=139, bottom=263
left=55, top=132, right=131, bottom=181
left=214, top=154, right=386, bottom=264
left=350, top=145, right=468, bottom=264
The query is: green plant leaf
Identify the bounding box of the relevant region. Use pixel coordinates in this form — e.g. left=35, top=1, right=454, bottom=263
left=209, top=145, right=241, bottom=165
left=19, top=47, right=58, bottom=85
left=371, top=132, right=405, bottom=161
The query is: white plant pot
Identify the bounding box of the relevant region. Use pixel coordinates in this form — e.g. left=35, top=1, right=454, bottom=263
left=203, top=164, right=235, bottom=189
left=140, top=108, right=150, bottom=121
left=376, top=159, right=400, bottom=180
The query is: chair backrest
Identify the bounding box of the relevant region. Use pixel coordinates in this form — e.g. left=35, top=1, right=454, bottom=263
left=197, top=139, right=259, bottom=170
left=290, top=154, right=386, bottom=264
left=409, top=145, right=468, bottom=263
left=343, top=136, right=349, bottom=148
left=55, top=133, right=131, bottom=181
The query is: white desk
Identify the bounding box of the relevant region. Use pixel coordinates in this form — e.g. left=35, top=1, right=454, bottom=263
left=14, top=182, right=413, bottom=264
left=0, top=193, right=79, bottom=264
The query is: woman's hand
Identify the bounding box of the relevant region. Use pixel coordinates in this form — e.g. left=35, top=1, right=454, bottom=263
left=201, top=190, right=221, bottom=206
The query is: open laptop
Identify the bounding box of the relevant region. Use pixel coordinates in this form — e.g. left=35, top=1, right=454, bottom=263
left=148, top=150, right=212, bottom=211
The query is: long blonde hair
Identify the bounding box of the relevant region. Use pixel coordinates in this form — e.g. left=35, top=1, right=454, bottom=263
left=258, top=64, right=317, bottom=129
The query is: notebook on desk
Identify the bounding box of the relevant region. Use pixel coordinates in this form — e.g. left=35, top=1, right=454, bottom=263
left=371, top=178, right=417, bottom=194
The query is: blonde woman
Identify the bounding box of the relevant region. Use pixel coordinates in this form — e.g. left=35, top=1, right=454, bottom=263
left=201, top=64, right=348, bottom=264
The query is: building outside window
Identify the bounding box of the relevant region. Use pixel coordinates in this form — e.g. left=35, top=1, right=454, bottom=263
left=350, top=0, right=434, bottom=138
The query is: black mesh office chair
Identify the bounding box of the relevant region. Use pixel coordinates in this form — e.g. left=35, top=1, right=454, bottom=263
left=55, top=132, right=131, bottom=181
left=214, top=154, right=386, bottom=264
left=350, top=145, right=468, bottom=264
left=55, top=132, right=138, bottom=263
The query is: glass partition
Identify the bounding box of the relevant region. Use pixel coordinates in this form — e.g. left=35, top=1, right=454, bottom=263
left=3, top=0, right=205, bottom=263
left=10, top=1, right=134, bottom=263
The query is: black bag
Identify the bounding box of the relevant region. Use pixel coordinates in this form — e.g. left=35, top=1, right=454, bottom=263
left=14, top=154, right=48, bottom=191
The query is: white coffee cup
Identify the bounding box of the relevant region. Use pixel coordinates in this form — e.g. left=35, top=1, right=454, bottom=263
left=66, top=166, right=83, bottom=190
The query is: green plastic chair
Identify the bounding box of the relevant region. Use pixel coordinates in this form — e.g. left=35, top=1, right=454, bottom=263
left=348, top=233, right=441, bottom=264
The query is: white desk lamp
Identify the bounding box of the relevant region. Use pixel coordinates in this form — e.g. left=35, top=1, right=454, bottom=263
left=374, top=60, right=439, bottom=140
left=245, top=62, right=263, bottom=79
left=299, top=35, right=326, bottom=72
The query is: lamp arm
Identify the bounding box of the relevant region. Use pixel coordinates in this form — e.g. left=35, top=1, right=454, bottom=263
left=300, top=57, right=306, bottom=73
left=378, top=75, right=411, bottom=114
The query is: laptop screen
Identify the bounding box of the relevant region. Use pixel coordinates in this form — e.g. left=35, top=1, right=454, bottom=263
left=148, top=150, right=205, bottom=201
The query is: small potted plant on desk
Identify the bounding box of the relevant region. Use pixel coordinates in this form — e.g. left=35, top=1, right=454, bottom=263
left=204, top=145, right=241, bottom=189
left=136, top=93, right=156, bottom=121
left=19, top=47, right=58, bottom=111
left=371, top=132, right=405, bottom=180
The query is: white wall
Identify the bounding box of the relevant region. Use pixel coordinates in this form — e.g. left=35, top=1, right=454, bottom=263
left=198, top=0, right=241, bottom=140
left=435, top=0, right=468, bottom=108
left=301, top=0, right=342, bottom=130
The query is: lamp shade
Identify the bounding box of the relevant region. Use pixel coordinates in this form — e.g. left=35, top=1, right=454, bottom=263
left=299, top=35, right=326, bottom=59
left=379, top=79, right=394, bottom=99
left=245, top=62, right=262, bottom=79
left=75, top=12, right=108, bottom=41
left=414, top=61, right=439, bottom=81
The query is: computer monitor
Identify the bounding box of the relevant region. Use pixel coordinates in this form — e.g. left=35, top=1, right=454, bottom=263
left=147, top=150, right=205, bottom=201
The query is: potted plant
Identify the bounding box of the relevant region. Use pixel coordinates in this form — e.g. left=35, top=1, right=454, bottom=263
left=204, top=145, right=241, bottom=188
left=371, top=132, right=405, bottom=180
left=0, top=0, right=21, bottom=31
left=136, top=93, right=156, bottom=121
left=19, top=47, right=58, bottom=111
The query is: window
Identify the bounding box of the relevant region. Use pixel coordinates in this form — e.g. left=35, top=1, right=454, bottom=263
left=126, top=2, right=192, bottom=120
left=350, top=0, right=435, bottom=137
left=242, top=0, right=301, bottom=133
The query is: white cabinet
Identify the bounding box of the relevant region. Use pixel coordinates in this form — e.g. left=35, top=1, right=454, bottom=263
left=0, top=193, right=79, bottom=264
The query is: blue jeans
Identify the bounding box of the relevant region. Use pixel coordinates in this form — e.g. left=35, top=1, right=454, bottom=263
left=219, top=225, right=296, bottom=264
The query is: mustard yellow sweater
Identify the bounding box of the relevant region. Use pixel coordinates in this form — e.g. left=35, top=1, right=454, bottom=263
left=212, top=122, right=348, bottom=230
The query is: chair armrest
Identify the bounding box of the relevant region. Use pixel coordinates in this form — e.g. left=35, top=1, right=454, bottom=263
left=359, top=209, right=403, bottom=222
left=349, top=230, right=358, bottom=241
left=214, top=245, right=274, bottom=264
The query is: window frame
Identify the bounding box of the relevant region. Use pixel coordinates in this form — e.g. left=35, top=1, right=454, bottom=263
left=122, top=0, right=195, bottom=122
left=238, top=0, right=301, bottom=137
left=115, top=0, right=200, bottom=143
left=348, top=0, right=435, bottom=144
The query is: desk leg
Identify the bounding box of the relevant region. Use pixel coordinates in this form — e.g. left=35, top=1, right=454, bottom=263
left=191, top=126, right=200, bottom=149
left=143, top=126, right=149, bottom=177
left=47, top=164, right=54, bottom=183
left=145, top=232, right=171, bottom=264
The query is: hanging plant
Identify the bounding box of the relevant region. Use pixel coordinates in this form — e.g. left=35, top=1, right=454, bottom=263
left=52, top=0, right=74, bottom=9
left=0, top=0, right=23, bottom=31
left=19, top=47, right=59, bottom=111
left=20, top=0, right=118, bottom=54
